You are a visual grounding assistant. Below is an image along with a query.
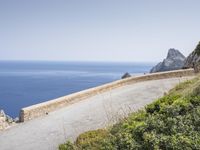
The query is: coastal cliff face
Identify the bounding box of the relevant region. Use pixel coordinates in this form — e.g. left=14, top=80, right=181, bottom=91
left=150, top=49, right=186, bottom=73
left=184, top=42, right=200, bottom=69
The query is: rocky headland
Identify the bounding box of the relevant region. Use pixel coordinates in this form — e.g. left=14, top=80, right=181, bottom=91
left=150, top=48, right=186, bottom=73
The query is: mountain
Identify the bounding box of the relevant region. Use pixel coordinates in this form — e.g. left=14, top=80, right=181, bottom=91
left=150, top=48, right=186, bottom=73
left=184, top=42, right=200, bottom=69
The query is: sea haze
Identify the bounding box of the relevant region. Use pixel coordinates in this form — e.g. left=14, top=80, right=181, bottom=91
left=0, top=61, right=154, bottom=117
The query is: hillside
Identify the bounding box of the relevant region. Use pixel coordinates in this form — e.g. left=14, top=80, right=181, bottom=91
left=60, top=76, right=200, bottom=150
left=184, top=42, right=200, bottom=69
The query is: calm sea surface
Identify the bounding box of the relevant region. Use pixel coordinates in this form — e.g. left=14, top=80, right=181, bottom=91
left=0, top=61, right=154, bottom=117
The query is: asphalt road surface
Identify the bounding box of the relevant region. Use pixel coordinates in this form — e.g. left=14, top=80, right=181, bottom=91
left=0, top=77, right=194, bottom=150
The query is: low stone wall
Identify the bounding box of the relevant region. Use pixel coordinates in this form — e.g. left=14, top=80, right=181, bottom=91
left=20, top=69, right=195, bottom=122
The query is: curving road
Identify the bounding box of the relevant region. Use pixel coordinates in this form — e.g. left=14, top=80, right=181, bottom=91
left=0, top=76, right=194, bottom=150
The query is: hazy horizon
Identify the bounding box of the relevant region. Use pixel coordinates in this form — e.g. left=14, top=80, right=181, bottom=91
left=0, top=59, right=185, bottom=63
left=0, top=0, right=200, bottom=62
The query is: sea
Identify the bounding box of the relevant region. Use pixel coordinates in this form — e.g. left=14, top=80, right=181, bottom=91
left=0, top=61, right=154, bottom=117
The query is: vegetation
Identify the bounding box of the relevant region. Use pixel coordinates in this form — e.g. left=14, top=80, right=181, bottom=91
left=60, top=76, right=200, bottom=150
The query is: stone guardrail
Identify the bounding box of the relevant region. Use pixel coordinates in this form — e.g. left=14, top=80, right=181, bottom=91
left=19, top=69, right=195, bottom=122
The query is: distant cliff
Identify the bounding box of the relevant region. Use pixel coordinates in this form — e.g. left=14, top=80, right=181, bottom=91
left=184, top=42, right=200, bottom=69
left=150, top=49, right=186, bottom=73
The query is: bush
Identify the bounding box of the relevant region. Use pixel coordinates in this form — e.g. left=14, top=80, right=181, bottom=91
left=75, top=129, right=114, bottom=150
left=59, top=141, right=76, bottom=150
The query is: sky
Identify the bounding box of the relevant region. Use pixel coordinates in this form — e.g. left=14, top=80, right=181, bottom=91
left=0, top=0, right=200, bottom=62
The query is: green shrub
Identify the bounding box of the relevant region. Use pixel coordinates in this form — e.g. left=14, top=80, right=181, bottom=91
left=75, top=129, right=115, bottom=150
left=59, top=141, right=77, bottom=150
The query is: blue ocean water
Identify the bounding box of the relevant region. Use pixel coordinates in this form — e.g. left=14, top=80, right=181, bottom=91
left=0, top=61, right=154, bottom=117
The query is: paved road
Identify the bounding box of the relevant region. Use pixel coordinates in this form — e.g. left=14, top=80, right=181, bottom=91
left=0, top=77, right=193, bottom=150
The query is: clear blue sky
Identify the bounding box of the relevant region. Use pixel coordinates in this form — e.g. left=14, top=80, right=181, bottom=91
left=0, top=0, right=200, bottom=62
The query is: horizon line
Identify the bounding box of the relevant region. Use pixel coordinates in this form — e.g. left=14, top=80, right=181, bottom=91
left=0, top=59, right=158, bottom=64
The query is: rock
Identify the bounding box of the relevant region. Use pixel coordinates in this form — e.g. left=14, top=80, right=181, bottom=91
left=183, top=41, right=200, bottom=72
left=0, top=110, right=5, bottom=117
left=0, top=109, right=15, bottom=131
left=150, top=48, right=186, bottom=73
left=6, top=115, right=14, bottom=123
left=14, top=117, right=19, bottom=123
left=121, top=72, right=131, bottom=79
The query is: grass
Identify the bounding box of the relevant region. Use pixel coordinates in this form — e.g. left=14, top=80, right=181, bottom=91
left=59, top=76, right=200, bottom=150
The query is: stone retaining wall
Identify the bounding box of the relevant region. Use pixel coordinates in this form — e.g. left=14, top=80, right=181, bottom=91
left=20, top=69, right=195, bottom=122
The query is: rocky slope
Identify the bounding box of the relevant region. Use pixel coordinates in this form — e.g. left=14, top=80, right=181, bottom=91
left=0, top=110, right=15, bottom=131
left=150, top=48, right=186, bottom=73
left=184, top=42, right=200, bottom=69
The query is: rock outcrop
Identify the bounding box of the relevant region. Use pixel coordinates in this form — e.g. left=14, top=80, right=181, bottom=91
left=0, top=110, right=15, bottom=131
left=150, top=49, right=186, bottom=73
left=121, top=72, right=131, bottom=79
left=184, top=42, right=200, bottom=72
